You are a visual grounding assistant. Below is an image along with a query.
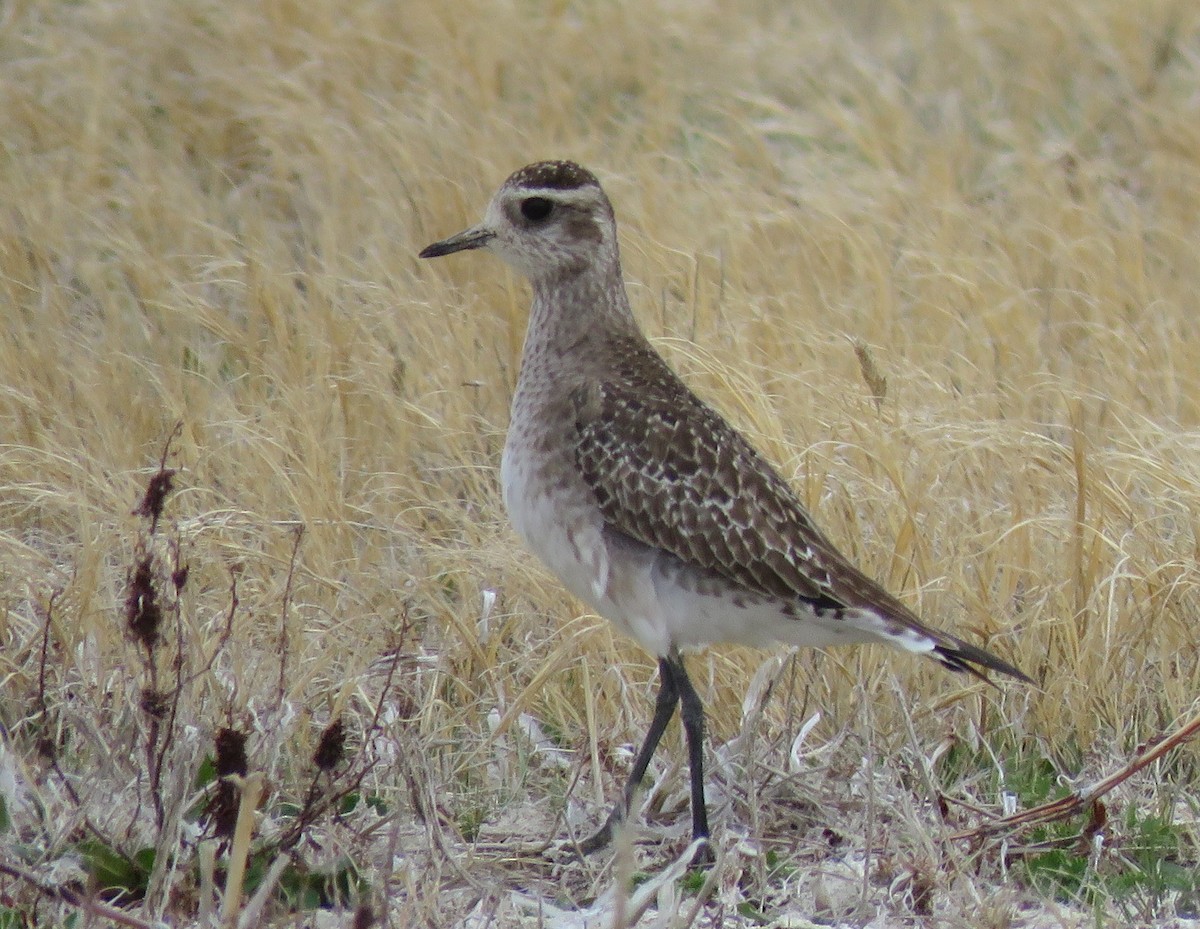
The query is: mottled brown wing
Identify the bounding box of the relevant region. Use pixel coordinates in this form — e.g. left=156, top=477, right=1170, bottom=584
left=569, top=339, right=905, bottom=616
left=570, top=338, right=1033, bottom=684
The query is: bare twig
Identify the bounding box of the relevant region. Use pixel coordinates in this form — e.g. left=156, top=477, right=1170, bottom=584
left=151, top=536, right=190, bottom=835
left=36, top=588, right=60, bottom=733
left=187, top=567, right=240, bottom=686
left=0, top=858, right=159, bottom=929
left=275, top=643, right=406, bottom=853
left=954, top=709, right=1200, bottom=842
left=276, top=524, right=305, bottom=705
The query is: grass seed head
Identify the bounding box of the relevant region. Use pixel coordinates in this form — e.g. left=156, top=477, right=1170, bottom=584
left=133, top=468, right=176, bottom=532
left=125, top=556, right=162, bottom=652
left=313, top=718, right=346, bottom=773
left=215, top=727, right=249, bottom=778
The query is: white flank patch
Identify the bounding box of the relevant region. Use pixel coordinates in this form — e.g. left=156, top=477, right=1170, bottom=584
left=843, top=607, right=937, bottom=654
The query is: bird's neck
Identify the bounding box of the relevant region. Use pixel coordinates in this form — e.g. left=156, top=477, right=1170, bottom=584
left=522, top=259, right=643, bottom=370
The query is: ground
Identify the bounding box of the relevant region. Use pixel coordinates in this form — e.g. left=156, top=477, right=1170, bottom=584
left=2, top=0, right=1200, bottom=925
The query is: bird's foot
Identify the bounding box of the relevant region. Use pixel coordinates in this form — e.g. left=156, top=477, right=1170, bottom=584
left=577, top=815, right=617, bottom=856
left=687, top=835, right=715, bottom=868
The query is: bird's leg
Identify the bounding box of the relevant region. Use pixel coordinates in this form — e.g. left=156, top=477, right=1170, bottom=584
left=669, top=652, right=711, bottom=848
left=579, top=655, right=680, bottom=854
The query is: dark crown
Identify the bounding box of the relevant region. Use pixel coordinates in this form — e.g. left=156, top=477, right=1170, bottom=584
left=508, top=160, right=600, bottom=192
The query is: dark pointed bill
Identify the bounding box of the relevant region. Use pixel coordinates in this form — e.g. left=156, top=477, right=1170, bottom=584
left=419, top=226, right=494, bottom=259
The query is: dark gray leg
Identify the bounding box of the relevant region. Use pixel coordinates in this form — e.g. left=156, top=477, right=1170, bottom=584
left=671, top=653, right=711, bottom=846
left=580, top=652, right=711, bottom=855
left=579, top=656, right=680, bottom=854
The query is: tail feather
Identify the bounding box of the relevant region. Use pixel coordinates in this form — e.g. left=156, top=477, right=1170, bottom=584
left=932, top=634, right=1034, bottom=686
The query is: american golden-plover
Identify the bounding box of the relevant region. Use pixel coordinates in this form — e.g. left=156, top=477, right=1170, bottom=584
left=420, top=160, right=1030, bottom=855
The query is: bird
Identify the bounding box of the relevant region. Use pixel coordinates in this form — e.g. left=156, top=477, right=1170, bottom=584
left=419, top=160, right=1031, bottom=856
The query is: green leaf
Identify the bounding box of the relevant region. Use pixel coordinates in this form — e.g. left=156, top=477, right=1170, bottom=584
left=74, top=839, right=151, bottom=900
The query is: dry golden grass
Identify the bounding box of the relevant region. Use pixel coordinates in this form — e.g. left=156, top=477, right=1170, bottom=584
left=2, top=0, right=1200, bottom=925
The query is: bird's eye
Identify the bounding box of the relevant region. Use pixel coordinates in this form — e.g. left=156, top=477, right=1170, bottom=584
left=520, top=197, right=553, bottom=222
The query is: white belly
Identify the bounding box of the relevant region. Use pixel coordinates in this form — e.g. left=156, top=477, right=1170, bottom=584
left=499, top=431, right=672, bottom=654
left=501, top=435, right=609, bottom=610
left=499, top=422, right=901, bottom=658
